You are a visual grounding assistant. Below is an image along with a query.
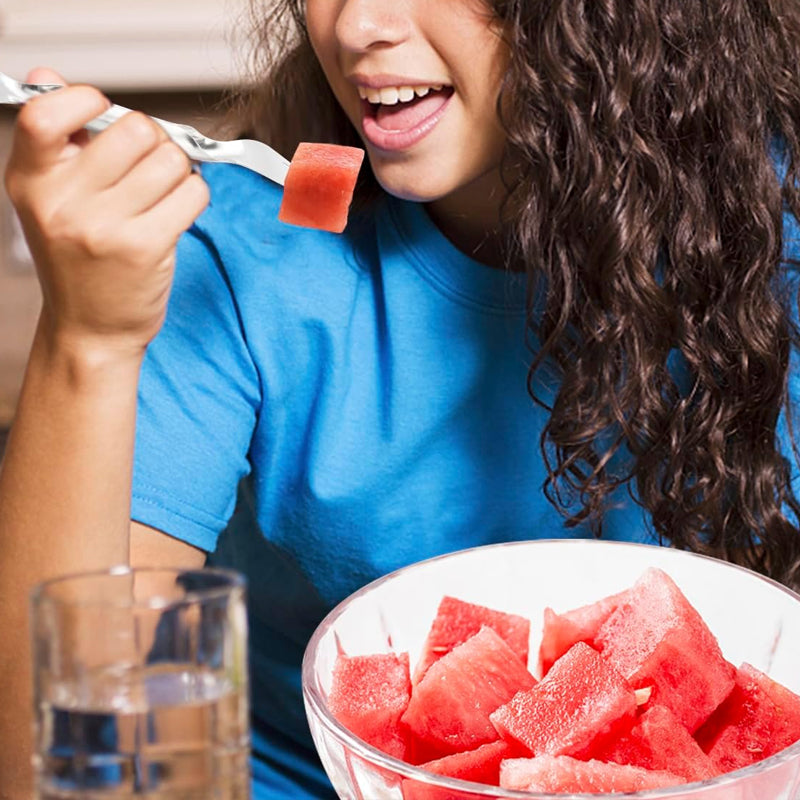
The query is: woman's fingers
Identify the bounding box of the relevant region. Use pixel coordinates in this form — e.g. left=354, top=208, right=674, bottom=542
left=25, top=66, right=67, bottom=85
left=103, top=139, right=193, bottom=216
left=4, top=86, right=111, bottom=237
left=25, top=69, right=90, bottom=149
left=77, top=112, right=172, bottom=194
left=133, top=172, right=211, bottom=255
left=10, top=85, right=110, bottom=172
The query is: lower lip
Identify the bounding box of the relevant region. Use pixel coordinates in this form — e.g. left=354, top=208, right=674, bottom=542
left=360, top=93, right=453, bottom=153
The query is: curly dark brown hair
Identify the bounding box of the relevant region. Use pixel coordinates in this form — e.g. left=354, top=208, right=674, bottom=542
left=230, top=0, right=800, bottom=587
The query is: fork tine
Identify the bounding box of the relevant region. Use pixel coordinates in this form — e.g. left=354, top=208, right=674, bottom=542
left=181, top=134, right=290, bottom=185
left=214, top=139, right=291, bottom=186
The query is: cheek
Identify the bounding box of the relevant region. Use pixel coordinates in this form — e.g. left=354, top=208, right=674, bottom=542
left=305, top=1, right=336, bottom=66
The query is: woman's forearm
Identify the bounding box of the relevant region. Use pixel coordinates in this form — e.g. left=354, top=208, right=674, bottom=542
left=0, top=317, right=143, bottom=796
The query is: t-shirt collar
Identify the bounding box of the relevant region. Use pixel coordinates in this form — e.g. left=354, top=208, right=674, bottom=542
left=385, top=195, right=527, bottom=313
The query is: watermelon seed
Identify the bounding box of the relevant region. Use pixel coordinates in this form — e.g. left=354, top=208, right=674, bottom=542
left=635, top=687, right=653, bottom=706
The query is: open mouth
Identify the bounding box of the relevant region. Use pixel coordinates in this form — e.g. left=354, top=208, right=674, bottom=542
left=359, top=84, right=455, bottom=133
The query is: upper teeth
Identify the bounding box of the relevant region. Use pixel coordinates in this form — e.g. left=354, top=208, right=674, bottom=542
left=358, top=85, right=444, bottom=105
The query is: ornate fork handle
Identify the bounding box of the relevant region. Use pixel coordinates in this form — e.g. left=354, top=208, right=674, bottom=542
left=0, top=72, right=290, bottom=185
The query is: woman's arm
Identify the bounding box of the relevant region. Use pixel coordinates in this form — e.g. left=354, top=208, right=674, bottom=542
left=0, top=68, right=208, bottom=797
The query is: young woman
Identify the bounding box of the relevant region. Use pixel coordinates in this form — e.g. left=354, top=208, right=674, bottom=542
left=2, top=0, right=800, bottom=797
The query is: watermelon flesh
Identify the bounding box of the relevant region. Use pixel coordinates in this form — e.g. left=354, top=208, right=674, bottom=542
left=278, top=143, right=364, bottom=233
left=742, top=662, right=800, bottom=754
left=326, top=577, right=800, bottom=793
left=538, top=589, right=630, bottom=677
left=500, top=755, right=686, bottom=793
left=401, top=626, right=536, bottom=757
left=490, top=641, right=636, bottom=758
left=401, top=740, right=516, bottom=800
left=696, top=662, right=800, bottom=774
left=328, top=651, right=411, bottom=759
left=594, top=568, right=735, bottom=733
left=413, top=595, right=530, bottom=685
left=594, top=704, right=716, bottom=782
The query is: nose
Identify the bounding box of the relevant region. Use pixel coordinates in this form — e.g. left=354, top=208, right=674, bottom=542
left=334, top=0, right=412, bottom=53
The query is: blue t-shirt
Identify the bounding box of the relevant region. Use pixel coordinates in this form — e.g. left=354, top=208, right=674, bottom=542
left=131, top=162, right=800, bottom=798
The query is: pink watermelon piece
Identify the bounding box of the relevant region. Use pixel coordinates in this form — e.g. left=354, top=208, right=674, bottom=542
left=499, top=755, right=686, bottom=793
left=741, top=663, right=800, bottom=754
left=401, top=740, right=516, bottom=800
left=594, top=704, right=717, bottom=782
left=328, top=651, right=411, bottom=759
left=490, top=641, right=636, bottom=758
left=401, top=626, right=536, bottom=757
left=695, top=663, right=800, bottom=773
left=538, top=588, right=630, bottom=676
left=413, top=596, right=531, bottom=685
left=594, top=568, right=735, bottom=733
left=278, top=142, right=364, bottom=233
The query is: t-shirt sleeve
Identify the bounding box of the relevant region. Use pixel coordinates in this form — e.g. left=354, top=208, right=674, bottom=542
left=131, top=223, right=261, bottom=552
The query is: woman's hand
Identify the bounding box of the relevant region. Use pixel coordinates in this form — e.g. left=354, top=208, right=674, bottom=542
left=3, top=68, right=210, bottom=361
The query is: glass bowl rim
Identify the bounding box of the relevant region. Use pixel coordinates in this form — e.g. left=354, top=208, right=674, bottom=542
left=302, top=539, right=800, bottom=799
left=30, top=565, right=246, bottom=611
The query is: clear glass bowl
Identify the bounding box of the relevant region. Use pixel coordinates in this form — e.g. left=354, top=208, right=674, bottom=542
left=302, top=540, right=800, bottom=799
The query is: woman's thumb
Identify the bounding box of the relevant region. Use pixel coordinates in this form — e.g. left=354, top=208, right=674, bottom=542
left=25, top=67, right=67, bottom=86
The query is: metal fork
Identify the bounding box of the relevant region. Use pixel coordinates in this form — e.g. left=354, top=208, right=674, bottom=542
left=0, top=71, right=290, bottom=186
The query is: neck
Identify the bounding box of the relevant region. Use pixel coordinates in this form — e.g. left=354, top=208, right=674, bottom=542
left=425, top=168, right=510, bottom=270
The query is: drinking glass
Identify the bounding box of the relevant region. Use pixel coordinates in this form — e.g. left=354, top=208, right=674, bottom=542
left=31, top=566, right=250, bottom=799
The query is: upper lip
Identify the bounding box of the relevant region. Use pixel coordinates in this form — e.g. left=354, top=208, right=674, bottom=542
left=348, top=73, right=451, bottom=89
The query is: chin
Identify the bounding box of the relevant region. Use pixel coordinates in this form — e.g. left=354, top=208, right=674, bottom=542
left=372, top=169, right=452, bottom=204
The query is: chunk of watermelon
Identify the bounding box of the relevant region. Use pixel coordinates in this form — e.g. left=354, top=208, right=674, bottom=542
left=401, top=626, right=536, bottom=757
left=278, top=143, right=365, bottom=233
left=695, top=662, right=800, bottom=774
left=413, top=596, right=531, bottom=685
left=594, top=704, right=717, bottom=782
left=328, top=651, right=411, bottom=759
left=538, top=588, right=630, bottom=677
left=499, top=755, right=686, bottom=793
left=741, top=663, right=800, bottom=753
left=490, top=642, right=636, bottom=758
left=401, top=740, right=516, bottom=800
left=594, top=568, right=735, bottom=733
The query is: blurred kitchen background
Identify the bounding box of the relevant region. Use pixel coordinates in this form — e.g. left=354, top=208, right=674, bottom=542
left=0, top=0, right=253, bottom=449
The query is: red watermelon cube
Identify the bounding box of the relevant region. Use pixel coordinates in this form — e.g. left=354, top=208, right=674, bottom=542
left=401, top=740, right=516, bottom=800
left=401, top=626, right=536, bottom=757
left=490, top=642, right=636, bottom=758
left=278, top=143, right=364, bottom=233
left=413, top=596, right=531, bottom=684
left=538, top=588, right=630, bottom=676
left=499, top=755, right=686, bottom=793
left=328, top=651, right=411, bottom=759
left=695, top=662, right=800, bottom=774
left=594, top=568, right=735, bottom=732
left=594, top=704, right=717, bottom=782
left=742, top=663, right=800, bottom=754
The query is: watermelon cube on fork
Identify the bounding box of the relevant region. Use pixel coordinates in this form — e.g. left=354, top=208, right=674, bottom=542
left=278, top=142, right=364, bottom=233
